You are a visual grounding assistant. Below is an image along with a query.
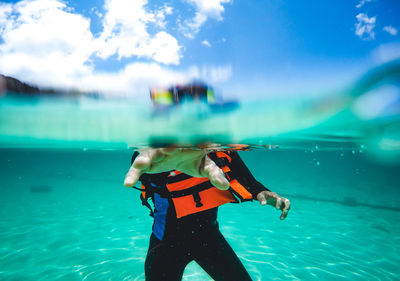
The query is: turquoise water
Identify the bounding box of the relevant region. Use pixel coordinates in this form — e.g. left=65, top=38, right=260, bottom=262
left=1, top=148, right=399, bottom=280
left=1, top=60, right=400, bottom=280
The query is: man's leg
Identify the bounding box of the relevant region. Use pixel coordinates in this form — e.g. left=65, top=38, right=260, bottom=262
left=193, top=228, right=253, bottom=281
left=145, top=234, right=191, bottom=281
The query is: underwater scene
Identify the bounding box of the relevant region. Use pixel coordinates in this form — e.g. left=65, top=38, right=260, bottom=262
left=1, top=0, right=400, bottom=280
left=0, top=146, right=399, bottom=281
left=1, top=59, right=400, bottom=280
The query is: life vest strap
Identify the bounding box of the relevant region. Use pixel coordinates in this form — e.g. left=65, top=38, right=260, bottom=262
left=135, top=183, right=169, bottom=199
left=229, top=179, right=253, bottom=201
left=132, top=186, right=145, bottom=192
left=149, top=187, right=169, bottom=198
left=167, top=170, right=235, bottom=198
left=166, top=172, right=192, bottom=184
left=169, top=181, right=214, bottom=198
left=140, top=193, right=154, bottom=217
left=192, top=191, right=204, bottom=207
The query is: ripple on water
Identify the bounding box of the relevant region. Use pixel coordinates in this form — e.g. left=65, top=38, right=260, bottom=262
left=1, top=175, right=400, bottom=280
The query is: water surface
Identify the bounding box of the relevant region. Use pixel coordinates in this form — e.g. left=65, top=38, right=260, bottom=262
left=0, top=148, right=399, bottom=280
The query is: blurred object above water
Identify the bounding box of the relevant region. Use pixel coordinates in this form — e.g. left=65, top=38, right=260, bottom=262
left=149, top=81, right=239, bottom=116
left=0, top=59, right=400, bottom=164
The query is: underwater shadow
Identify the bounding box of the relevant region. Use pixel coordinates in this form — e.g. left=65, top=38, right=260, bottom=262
left=30, top=185, right=53, bottom=193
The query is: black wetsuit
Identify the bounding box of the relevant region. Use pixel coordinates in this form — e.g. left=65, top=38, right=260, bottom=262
left=133, top=151, right=268, bottom=281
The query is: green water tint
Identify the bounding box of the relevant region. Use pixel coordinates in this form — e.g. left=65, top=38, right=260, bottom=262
left=0, top=60, right=400, bottom=280
left=0, top=60, right=400, bottom=162
left=0, top=149, right=399, bottom=280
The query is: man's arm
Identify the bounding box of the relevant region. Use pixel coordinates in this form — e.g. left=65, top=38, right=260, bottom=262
left=228, top=151, right=291, bottom=220
left=228, top=150, right=270, bottom=197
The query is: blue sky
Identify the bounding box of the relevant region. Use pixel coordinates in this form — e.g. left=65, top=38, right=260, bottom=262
left=0, top=0, right=399, bottom=100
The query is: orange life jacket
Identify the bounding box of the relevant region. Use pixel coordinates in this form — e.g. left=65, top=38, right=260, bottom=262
left=140, top=151, right=253, bottom=218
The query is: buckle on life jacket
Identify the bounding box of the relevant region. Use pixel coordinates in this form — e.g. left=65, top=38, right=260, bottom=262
left=192, top=191, right=203, bottom=207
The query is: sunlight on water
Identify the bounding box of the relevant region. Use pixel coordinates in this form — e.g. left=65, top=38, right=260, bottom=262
left=0, top=60, right=400, bottom=280
left=0, top=149, right=399, bottom=280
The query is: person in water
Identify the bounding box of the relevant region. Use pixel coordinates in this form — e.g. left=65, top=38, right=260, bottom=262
left=123, top=84, right=291, bottom=281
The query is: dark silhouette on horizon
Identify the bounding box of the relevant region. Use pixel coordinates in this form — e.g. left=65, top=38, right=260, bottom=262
left=0, top=74, right=99, bottom=97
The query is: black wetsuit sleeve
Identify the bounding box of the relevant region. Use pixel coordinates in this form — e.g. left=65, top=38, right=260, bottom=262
left=228, top=151, right=270, bottom=198
left=130, top=151, right=140, bottom=165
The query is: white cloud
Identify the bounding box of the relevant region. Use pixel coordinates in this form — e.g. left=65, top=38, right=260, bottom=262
left=383, top=25, right=398, bottom=36
left=95, top=0, right=180, bottom=64
left=0, top=0, right=95, bottom=88
left=0, top=0, right=231, bottom=97
left=180, top=0, right=231, bottom=38
left=79, top=62, right=191, bottom=97
left=356, top=0, right=372, bottom=8
left=154, top=4, right=173, bottom=29
left=201, top=40, right=211, bottom=47
left=80, top=63, right=231, bottom=96
left=0, top=0, right=180, bottom=67
left=355, top=13, right=376, bottom=40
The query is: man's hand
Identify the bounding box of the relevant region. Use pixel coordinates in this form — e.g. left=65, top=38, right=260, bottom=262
left=257, top=191, right=291, bottom=220
left=124, top=148, right=230, bottom=190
